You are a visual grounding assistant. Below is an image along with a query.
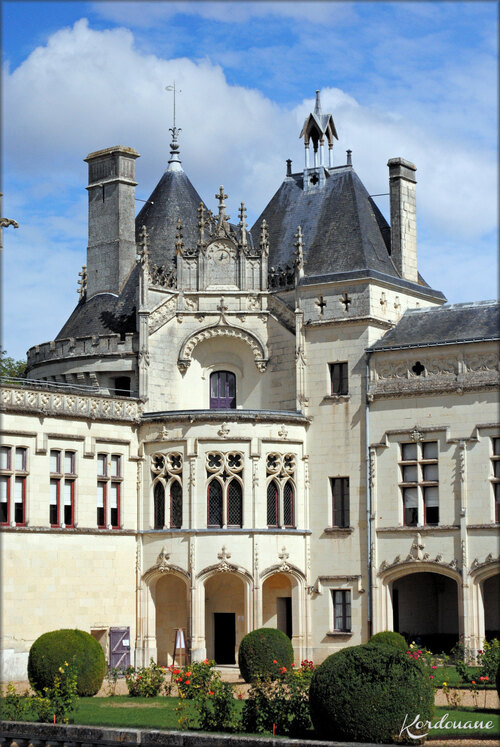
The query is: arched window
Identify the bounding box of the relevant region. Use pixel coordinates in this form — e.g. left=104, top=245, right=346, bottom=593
left=208, top=479, right=223, bottom=527
left=154, top=482, right=165, bottom=529
left=210, top=371, right=236, bottom=409
left=283, top=480, right=294, bottom=527
left=267, top=480, right=279, bottom=527
left=227, top=479, right=242, bottom=527
left=170, top=480, right=182, bottom=528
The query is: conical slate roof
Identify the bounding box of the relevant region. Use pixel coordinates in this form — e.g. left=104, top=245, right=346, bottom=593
left=135, top=169, right=206, bottom=266
left=251, top=165, right=398, bottom=279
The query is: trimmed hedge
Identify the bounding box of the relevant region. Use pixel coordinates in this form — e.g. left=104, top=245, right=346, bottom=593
left=369, top=630, right=408, bottom=651
left=309, top=643, right=434, bottom=743
left=238, top=628, right=294, bottom=683
left=28, top=629, right=106, bottom=696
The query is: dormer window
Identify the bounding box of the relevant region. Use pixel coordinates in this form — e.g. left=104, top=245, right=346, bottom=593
left=210, top=371, right=236, bottom=410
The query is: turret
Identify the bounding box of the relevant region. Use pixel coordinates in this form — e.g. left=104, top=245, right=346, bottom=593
left=85, top=146, right=140, bottom=298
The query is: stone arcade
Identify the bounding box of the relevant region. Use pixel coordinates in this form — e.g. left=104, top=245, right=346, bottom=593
left=1, top=92, right=499, bottom=679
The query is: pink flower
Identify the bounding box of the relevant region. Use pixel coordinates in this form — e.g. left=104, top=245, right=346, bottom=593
left=429, top=675, right=434, bottom=679
left=432, top=665, right=437, bottom=669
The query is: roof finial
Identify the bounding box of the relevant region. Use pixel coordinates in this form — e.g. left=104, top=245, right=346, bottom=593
left=314, top=89, right=322, bottom=115
left=166, top=82, right=183, bottom=172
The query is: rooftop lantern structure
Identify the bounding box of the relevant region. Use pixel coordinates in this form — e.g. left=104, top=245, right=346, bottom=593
left=299, top=90, right=338, bottom=172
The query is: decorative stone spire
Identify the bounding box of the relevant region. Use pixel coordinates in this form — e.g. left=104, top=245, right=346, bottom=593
left=167, top=126, right=183, bottom=172
left=259, top=218, right=269, bottom=256
left=238, top=201, right=248, bottom=248
left=77, top=265, right=87, bottom=299
left=137, top=224, right=150, bottom=266
left=175, top=218, right=184, bottom=255
left=314, top=89, right=322, bottom=116
left=197, top=202, right=206, bottom=248
left=294, top=226, right=304, bottom=279
left=215, top=185, right=230, bottom=234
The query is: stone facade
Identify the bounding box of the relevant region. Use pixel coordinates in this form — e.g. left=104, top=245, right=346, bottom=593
left=1, top=95, right=498, bottom=680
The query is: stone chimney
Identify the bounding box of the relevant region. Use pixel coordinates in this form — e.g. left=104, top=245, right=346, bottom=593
left=85, top=146, right=140, bottom=298
left=388, top=157, right=417, bottom=283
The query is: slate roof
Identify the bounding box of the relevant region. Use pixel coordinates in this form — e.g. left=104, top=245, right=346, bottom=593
left=369, top=301, right=500, bottom=351
left=250, top=165, right=443, bottom=300
left=135, top=168, right=207, bottom=267
left=56, top=266, right=139, bottom=339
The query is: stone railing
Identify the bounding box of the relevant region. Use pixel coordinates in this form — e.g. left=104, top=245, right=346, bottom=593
left=1, top=385, right=143, bottom=422
left=0, top=721, right=337, bottom=747
left=27, top=333, right=138, bottom=368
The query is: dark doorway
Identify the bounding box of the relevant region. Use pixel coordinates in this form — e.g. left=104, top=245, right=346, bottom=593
left=277, top=597, right=292, bottom=638
left=210, top=371, right=236, bottom=409
left=392, top=588, right=399, bottom=631
left=214, top=613, right=236, bottom=664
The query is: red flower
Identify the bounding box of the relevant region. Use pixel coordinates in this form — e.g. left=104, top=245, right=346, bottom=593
left=177, top=677, right=182, bottom=682
left=185, top=679, right=191, bottom=685
left=429, top=675, right=434, bottom=679
left=478, top=650, right=483, bottom=654
left=273, top=659, right=277, bottom=664
left=418, top=650, right=422, bottom=654
left=186, top=671, right=191, bottom=676
left=280, top=666, right=287, bottom=673
left=472, top=680, right=476, bottom=685
left=203, top=659, right=209, bottom=665
left=208, top=690, right=214, bottom=695
left=138, top=676, right=142, bottom=679
left=291, top=663, right=295, bottom=667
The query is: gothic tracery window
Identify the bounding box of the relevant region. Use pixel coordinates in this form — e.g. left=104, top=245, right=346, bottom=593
left=151, top=451, right=183, bottom=529
left=266, top=453, right=296, bottom=528
left=206, top=451, right=243, bottom=527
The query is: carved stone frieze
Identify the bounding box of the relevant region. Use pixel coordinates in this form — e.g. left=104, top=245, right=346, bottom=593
left=178, top=325, right=268, bottom=372
left=470, top=553, right=499, bottom=572
left=1, top=385, right=142, bottom=422
left=378, top=534, right=461, bottom=575
left=464, top=353, right=499, bottom=372
left=149, top=296, right=177, bottom=333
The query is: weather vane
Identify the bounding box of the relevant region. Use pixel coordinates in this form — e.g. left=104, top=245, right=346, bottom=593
left=165, top=81, right=182, bottom=128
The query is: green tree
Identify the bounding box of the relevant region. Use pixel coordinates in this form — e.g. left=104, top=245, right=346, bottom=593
left=0, top=349, right=27, bottom=378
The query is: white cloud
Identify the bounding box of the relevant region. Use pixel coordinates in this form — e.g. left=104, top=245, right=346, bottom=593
left=2, top=20, right=497, bottom=359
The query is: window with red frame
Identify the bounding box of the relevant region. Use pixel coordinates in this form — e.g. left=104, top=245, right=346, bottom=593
left=50, top=449, right=76, bottom=527
left=97, top=453, right=122, bottom=529
left=1, top=445, right=28, bottom=526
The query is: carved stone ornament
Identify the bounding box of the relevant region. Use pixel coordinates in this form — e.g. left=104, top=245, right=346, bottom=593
left=410, top=427, right=424, bottom=442
left=217, top=422, right=230, bottom=439
left=149, top=296, right=177, bottom=332
left=217, top=545, right=233, bottom=572
left=278, top=424, right=288, bottom=439
left=156, top=546, right=171, bottom=572
left=278, top=546, right=291, bottom=572
left=471, top=553, right=499, bottom=571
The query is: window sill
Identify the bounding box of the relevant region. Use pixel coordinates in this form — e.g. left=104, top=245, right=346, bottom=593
left=322, top=394, right=350, bottom=403
left=326, top=630, right=353, bottom=637
left=324, top=527, right=353, bottom=535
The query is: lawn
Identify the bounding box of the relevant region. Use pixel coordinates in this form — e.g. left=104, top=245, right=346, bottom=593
left=73, top=698, right=500, bottom=742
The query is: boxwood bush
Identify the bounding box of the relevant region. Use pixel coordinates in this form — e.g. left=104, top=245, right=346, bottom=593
left=369, top=630, right=408, bottom=651
left=238, top=628, right=294, bottom=683
left=309, top=643, right=434, bottom=743
left=28, top=629, right=106, bottom=696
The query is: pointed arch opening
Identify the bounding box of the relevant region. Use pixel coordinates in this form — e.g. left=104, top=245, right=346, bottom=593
left=154, top=482, right=165, bottom=529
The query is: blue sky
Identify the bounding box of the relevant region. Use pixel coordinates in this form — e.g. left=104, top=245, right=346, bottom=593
left=2, top=1, right=498, bottom=360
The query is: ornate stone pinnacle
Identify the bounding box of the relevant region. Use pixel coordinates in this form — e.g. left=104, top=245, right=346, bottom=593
left=175, top=218, right=184, bottom=254
left=215, top=185, right=230, bottom=232
left=238, top=201, right=248, bottom=247
left=77, top=265, right=87, bottom=297
left=294, top=225, right=304, bottom=269
left=260, top=218, right=269, bottom=255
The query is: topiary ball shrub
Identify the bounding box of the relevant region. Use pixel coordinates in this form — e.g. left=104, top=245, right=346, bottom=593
left=238, top=628, right=294, bottom=683
left=370, top=630, right=408, bottom=651
left=28, top=629, right=106, bottom=696
left=309, top=643, right=434, bottom=743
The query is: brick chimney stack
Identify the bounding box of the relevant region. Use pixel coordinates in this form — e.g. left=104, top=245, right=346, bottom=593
left=388, top=157, right=418, bottom=283
left=85, top=146, right=140, bottom=298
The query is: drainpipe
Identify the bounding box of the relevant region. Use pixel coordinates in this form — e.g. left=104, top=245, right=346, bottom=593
left=365, top=351, right=373, bottom=639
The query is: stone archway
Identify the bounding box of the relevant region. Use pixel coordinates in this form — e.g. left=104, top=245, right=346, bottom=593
left=392, top=571, right=460, bottom=652
left=482, top=574, right=500, bottom=640
left=262, top=572, right=293, bottom=638
left=204, top=572, right=248, bottom=664
left=155, top=573, right=190, bottom=666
